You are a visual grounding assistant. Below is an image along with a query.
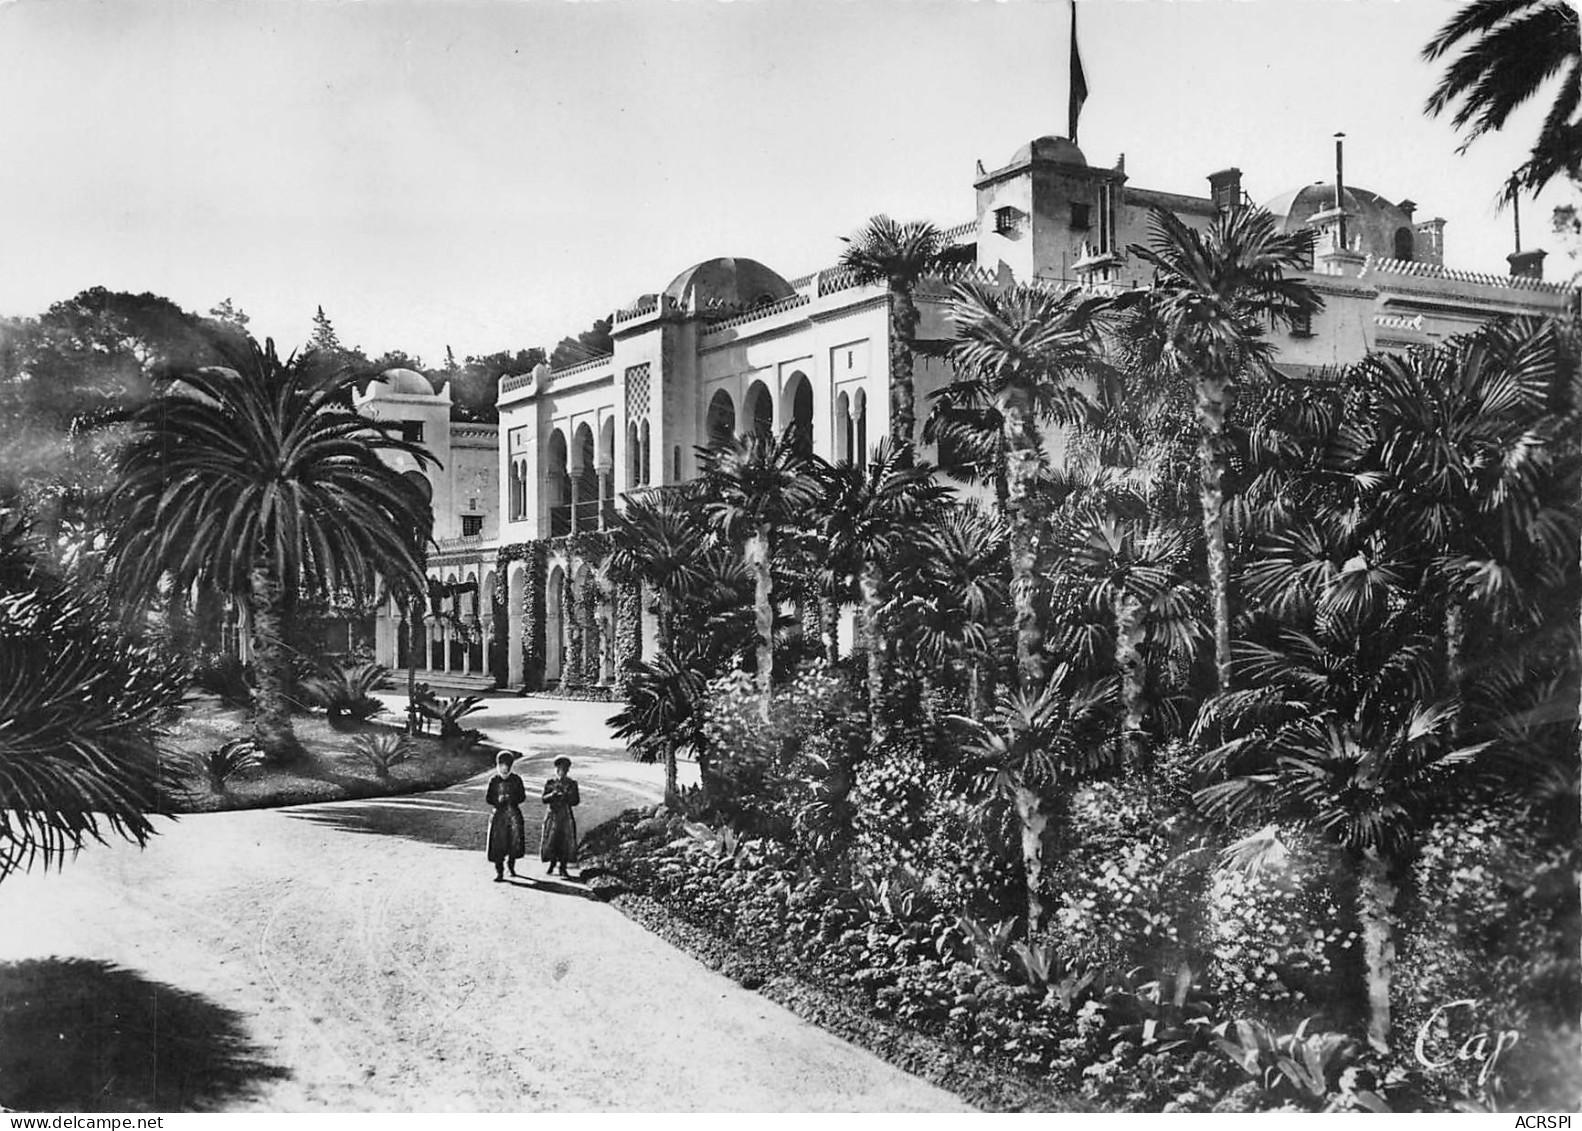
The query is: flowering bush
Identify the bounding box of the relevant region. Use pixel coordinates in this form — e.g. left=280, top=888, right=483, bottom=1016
left=1395, top=805, right=1580, bottom=1110
left=1050, top=782, right=1204, bottom=981
left=1203, top=828, right=1351, bottom=1026
left=700, top=662, right=868, bottom=850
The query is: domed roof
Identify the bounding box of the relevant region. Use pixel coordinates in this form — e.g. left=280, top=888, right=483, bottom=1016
left=1007, top=135, right=1087, bottom=168
left=662, top=257, right=795, bottom=314
left=1260, top=183, right=1418, bottom=258
left=371, top=367, right=434, bottom=396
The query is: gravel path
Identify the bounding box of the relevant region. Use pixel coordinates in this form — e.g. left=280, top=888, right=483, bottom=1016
left=0, top=696, right=968, bottom=1112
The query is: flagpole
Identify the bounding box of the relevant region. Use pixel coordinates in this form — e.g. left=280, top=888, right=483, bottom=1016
left=1068, top=0, right=1088, bottom=145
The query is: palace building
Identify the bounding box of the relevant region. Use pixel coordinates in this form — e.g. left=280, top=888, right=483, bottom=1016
left=362, top=133, right=1578, bottom=694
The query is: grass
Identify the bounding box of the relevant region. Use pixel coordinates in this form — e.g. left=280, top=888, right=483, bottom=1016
left=159, top=694, right=498, bottom=813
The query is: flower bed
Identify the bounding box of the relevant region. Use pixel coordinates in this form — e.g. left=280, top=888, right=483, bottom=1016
left=585, top=803, right=1579, bottom=1113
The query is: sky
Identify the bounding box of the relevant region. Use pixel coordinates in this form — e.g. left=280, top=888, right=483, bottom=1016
left=0, top=0, right=1575, bottom=366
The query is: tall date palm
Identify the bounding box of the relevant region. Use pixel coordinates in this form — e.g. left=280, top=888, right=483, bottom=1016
left=1423, top=0, right=1581, bottom=197
left=107, top=336, right=434, bottom=762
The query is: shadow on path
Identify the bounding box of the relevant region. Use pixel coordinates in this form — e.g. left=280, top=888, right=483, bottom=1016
left=492, top=874, right=602, bottom=900
left=283, top=786, right=488, bottom=852
left=0, top=958, right=289, bottom=1112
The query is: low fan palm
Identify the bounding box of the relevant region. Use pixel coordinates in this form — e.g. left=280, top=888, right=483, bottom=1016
left=951, top=667, right=1119, bottom=936
left=696, top=427, right=824, bottom=721
left=1129, top=206, right=1321, bottom=695
left=818, top=441, right=950, bottom=745
left=106, top=335, right=434, bottom=763
left=943, top=279, right=1114, bottom=695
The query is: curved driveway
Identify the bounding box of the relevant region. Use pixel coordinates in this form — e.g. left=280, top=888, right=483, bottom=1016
left=0, top=696, right=966, bottom=1112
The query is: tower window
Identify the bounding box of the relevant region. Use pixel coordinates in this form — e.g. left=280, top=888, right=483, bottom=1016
left=400, top=420, right=424, bottom=444
left=1290, top=309, right=1314, bottom=339
left=462, top=514, right=483, bottom=537
left=1070, top=202, right=1091, bottom=230
left=994, top=206, right=1022, bottom=236
left=1393, top=227, right=1415, bottom=262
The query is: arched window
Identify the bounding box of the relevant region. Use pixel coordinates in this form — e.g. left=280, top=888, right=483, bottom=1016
left=627, top=423, right=641, bottom=488
left=639, top=421, right=651, bottom=486
left=546, top=430, right=569, bottom=534
left=835, top=391, right=852, bottom=464
left=852, top=389, right=868, bottom=470
left=782, top=372, right=813, bottom=455
left=706, top=389, right=736, bottom=448
left=743, top=380, right=773, bottom=437
left=1393, top=226, right=1415, bottom=262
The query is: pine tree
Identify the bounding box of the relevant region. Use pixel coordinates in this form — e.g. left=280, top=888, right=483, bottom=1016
left=309, top=305, right=342, bottom=354
left=208, top=298, right=250, bottom=328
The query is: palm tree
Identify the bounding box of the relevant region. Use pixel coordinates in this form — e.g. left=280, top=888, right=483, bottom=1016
left=951, top=668, right=1118, bottom=936
left=1129, top=205, right=1321, bottom=695
left=106, top=336, right=434, bottom=762
left=696, top=426, right=824, bottom=720
left=1054, top=498, right=1202, bottom=778
left=1423, top=0, right=1581, bottom=197
left=943, top=278, right=1114, bottom=695
left=1193, top=603, right=1487, bottom=1054
left=0, top=510, right=187, bottom=881
left=840, top=216, right=976, bottom=460
left=890, top=504, right=1011, bottom=719
left=818, top=441, right=950, bottom=745
left=606, top=490, right=710, bottom=658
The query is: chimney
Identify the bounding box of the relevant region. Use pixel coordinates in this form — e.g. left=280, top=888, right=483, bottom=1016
left=1334, top=133, right=1348, bottom=250
left=1508, top=249, right=1547, bottom=280
left=1415, top=218, right=1446, bottom=266
left=1207, top=168, right=1243, bottom=212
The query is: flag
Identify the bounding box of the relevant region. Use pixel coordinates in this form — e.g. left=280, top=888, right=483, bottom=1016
left=1068, top=0, right=1088, bottom=144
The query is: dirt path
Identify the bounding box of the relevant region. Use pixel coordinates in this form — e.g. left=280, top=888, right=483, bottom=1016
left=0, top=696, right=968, bottom=1112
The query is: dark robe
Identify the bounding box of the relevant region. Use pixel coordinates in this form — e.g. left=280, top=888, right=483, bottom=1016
left=486, top=771, right=526, bottom=864
left=540, top=776, right=580, bottom=864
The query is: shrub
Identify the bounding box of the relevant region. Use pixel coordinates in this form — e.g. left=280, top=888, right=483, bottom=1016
left=352, top=731, right=414, bottom=780
left=189, top=739, right=263, bottom=795
left=1202, top=827, right=1351, bottom=1027
left=700, top=662, right=867, bottom=848
left=1051, top=782, right=1209, bottom=985
left=849, top=738, right=938, bottom=874
left=299, top=660, right=392, bottom=725
left=188, top=648, right=253, bottom=709
left=1395, top=805, right=1580, bottom=1110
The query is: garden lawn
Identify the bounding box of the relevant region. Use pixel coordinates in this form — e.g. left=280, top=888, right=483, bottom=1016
left=161, top=695, right=497, bottom=814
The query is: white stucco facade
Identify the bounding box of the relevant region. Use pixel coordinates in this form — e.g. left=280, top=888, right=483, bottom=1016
left=360, top=133, right=1577, bottom=692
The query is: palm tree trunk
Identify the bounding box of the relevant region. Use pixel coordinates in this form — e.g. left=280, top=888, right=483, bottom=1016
left=248, top=563, right=301, bottom=763
left=655, top=587, right=673, bottom=657
left=889, top=282, right=919, bottom=462
left=1357, top=846, right=1400, bottom=1052
left=823, top=595, right=840, bottom=664
left=860, top=562, right=886, bottom=745
left=1013, top=783, right=1048, bottom=936
left=1005, top=403, right=1045, bottom=696
left=1115, top=592, right=1149, bottom=776
left=1444, top=602, right=1464, bottom=736
left=1195, top=371, right=1235, bottom=694
left=664, top=738, right=679, bottom=807
left=749, top=525, right=774, bottom=721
